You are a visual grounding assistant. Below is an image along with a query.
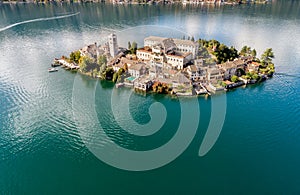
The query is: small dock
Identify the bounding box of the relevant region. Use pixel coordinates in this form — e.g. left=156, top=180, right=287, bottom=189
left=56, top=59, right=80, bottom=70
left=116, top=83, right=124, bottom=88
left=51, top=59, right=62, bottom=67
left=199, top=83, right=211, bottom=95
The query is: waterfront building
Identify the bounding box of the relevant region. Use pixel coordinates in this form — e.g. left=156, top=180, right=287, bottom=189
left=186, top=64, right=206, bottom=82
left=172, top=72, right=191, bottom=88
left=128, top=62, right=147, bottom=78
left=207, top=67, right=223, bottom=83
left=217, top=59, right=246, bottom=80
left=134, top=77, right=153, bottom=91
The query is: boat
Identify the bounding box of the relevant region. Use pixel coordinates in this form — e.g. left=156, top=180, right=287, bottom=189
left=48, top=68, right=58, bottom=72
left=51, top=62, right=61, bottom=67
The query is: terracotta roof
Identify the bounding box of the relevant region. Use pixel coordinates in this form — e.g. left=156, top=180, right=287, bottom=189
left=173, top=39, right=198, bottom=47
left=219, top=59, right=245, bottom=70
left=166, top=54, right=184, bottom=59
left=233, top=59, right=245, bottom=66
left=189, top=65, right=198, bottom=72
left=174, top=72, right=190, bottom=84
left=128, top=62, right=145, bottom=71
left=251, top=62, right=260, bottom=66
left=137, top=48, right=152, bottom=53
left=145, top=36, right=197, bottom=47
left=120, top=57, right=138, bottom=66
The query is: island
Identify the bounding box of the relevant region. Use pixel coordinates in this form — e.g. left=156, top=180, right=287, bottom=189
left=53, top=33, right=275, bottom=96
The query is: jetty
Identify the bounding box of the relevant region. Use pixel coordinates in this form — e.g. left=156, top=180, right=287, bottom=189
left=56, top=59, right=79, bottom=70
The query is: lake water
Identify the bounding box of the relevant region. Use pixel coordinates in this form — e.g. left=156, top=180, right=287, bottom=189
left=0, top=1, right=300, bottom=193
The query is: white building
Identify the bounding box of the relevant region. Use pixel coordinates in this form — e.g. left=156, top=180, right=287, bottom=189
left=108, top=33, right=118, bottom=57
left=137, top=46, right=193, bottom=70
left=136, top=47, right=152, bottom=61
left=166, top=52, right=192, bottom=70
left=187, top=65, right=206, bottom=81
left=144, top=36, right=199, bottom=58
left=173, top=39, right=199, bottom=59
left=128, top=62, right=146, bottom=78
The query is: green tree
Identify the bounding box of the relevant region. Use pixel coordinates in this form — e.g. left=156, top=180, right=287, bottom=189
left=112, top=68, right=125, bottom=83
left=97, top=55, right=107, bottom=65
left=69, top=50, right=81, bottom=63
left=251, top=49, right=257, bottom=58
left=231, top=75, right=239, bottom=83
left=112, top=72, right=118, bottom=82
left=130, top=41, right=138, bottom=54
left=252, top=73, right=259, bottom=80
left=191, top=36, right=195, bottom=42
left=99, top=62, right=107, bottom=79
left=240, top=46, right=252, bottom=56
left=92, top=69, right=98, bottom=77
left=79, top=56, right=92, bottom=72
left=128, top=41, right=131, bottom=50
left=261, top=48, right=275, bottom=65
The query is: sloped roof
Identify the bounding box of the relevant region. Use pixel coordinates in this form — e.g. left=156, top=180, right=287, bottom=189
left=173, top=39, right=198, bottom=47
left=174, top=72, right=190, bottom=83
left=189, top=65, right=198, bottom=72
left=128, top=62, right=145, bottom=71
left=145, top=36, right=166, bottom=42
left=162, top=38, right=177, bottom=51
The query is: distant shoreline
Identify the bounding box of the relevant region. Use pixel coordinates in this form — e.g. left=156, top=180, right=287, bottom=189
left=0, top=0, right=271, bottom=6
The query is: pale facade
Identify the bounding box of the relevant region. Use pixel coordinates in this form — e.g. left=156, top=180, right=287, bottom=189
left=144, top=36, right=199, bottom=58
left=108, top=33, right=118, bottom=57
left=128, top=63, right=146, bottom=78
left=173, top=39, right=199, bottom=58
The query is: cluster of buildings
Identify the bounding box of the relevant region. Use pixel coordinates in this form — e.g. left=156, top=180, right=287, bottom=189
left=79, top=33, right=121, bottom=62
left=77, top=34, right=260, bottom=95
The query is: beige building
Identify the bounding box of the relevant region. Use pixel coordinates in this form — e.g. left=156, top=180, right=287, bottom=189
left=128, top=62, right=147, bottom=78
left=136, top=47, right=152, bottom=61
left=144, top=36, right=199, bottom=58
left=186, top=64, right=206, bottom=82
left=207, top=67, right=223, bottom=82
left=166, top=52, right=192, bottom=70
left=79, top=43, right=100, bottom=60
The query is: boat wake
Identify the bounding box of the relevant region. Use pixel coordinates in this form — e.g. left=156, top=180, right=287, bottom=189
left=0, top=12, right=80, bottom=32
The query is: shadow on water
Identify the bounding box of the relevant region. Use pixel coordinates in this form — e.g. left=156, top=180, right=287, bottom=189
left=99, top=79, right=115, bottom=89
